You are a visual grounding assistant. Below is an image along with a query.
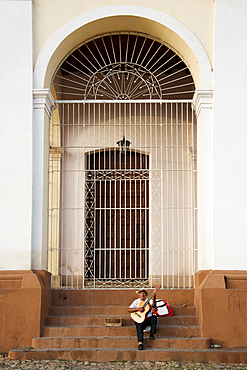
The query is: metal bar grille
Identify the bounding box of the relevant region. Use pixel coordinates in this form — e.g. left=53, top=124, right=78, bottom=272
left=51, top=33, right=195, bottom=101
left=48, top=100, right=197, bottom=289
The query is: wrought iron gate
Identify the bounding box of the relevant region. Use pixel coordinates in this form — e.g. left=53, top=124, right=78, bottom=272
left=85, top=150, right=149, bottom=286
left=48, top=100, right=197, bottom=289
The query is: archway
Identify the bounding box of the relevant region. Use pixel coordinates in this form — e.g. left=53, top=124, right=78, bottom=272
left=47, top=31, right=197, bottom=289
left=34, top=6, right=212, bottom=90
left=32, top=7, right=213, bottom=286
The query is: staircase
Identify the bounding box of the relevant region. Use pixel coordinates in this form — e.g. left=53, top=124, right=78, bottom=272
left=9, top=289, right=247, bottom=364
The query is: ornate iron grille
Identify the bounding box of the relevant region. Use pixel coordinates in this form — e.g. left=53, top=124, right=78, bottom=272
left=48, top=32, right=197, bottom=289
left=51, top=33, right=195, bottom=101
left=84, top=151, right=149, bottom=288
left=48, top=101, right=197, bottom=289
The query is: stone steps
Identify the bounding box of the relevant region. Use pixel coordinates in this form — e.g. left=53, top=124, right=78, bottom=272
left=49, top=305, right=196, bottom=316
left=41, top=324, right=201, bottom=338
left=31, top=336, right=210, bottom=349
left=9, top=347, right=247, bottom=364
left=50, top=289, right=195, bottom=307
left=9, top=289, right=247, bottom=364
left=45, top=315, right=198, bottom=326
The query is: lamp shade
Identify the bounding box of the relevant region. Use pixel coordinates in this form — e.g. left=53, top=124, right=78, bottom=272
left=117, top=136, right=131, bottom=153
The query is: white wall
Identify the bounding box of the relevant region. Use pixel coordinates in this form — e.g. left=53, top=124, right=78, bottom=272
left=0, top=0, right=33, bottom=270
left=213, top=0, right=247, bottom=269
left=2, top=0, right=246, bottom=273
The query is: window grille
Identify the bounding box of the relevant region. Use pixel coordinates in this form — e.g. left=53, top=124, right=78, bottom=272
left=48, top=32, right=197, bottom=289
left=48, top=100, right=197, bottom=289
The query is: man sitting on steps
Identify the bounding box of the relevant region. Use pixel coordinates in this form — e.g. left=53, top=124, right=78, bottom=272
left=128, top=288, right=157, bottom=350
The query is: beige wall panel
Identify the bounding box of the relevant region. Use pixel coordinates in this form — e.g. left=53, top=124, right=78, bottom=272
left=33, top=0, right=214, bottom=67
left=33, top=1, right=214, bottom=87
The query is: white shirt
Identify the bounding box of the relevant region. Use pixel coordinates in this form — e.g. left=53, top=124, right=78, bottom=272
left=129, top=298, right=154, bottom=318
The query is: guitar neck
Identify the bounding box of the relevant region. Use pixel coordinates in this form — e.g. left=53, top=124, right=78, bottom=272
left=142, top=294, right=153, bottom=309
left=142, top=287, right=159, bottom=309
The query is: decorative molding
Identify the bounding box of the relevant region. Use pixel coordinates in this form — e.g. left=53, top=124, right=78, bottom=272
left=49, top=147, right=64, bottom=161
left=192, top=89, right=213, bottom=119
left=33, top=89, right=55, bottom=118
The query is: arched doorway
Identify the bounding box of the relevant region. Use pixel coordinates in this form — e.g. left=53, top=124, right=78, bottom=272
left=48, top=32, right=197, bottom=289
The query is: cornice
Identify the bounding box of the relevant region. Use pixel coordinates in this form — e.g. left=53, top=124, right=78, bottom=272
left=33, top=89, right=55, bottom=118
left=192, top=89, right=213, bottom=119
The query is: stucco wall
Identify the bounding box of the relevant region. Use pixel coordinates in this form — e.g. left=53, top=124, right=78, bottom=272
left=195, top=270, right=247, bottom=348
left=1, top=0, right=247, bottom=273
left=33, top=0, right=214, bottom=69
left=32, top=0, right=214, bottom=91
left=213, top=0, right=247, bottom=269
left=0, top=0, right=33, bottom=270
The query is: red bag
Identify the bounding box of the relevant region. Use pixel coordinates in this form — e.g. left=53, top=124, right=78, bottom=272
left=153, top=299, right=173, bottom=317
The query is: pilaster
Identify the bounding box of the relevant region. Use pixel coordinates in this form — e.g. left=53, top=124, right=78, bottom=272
left=32, top=89, right=55, bottom=270
left=192, top=89, right=214, bottom=271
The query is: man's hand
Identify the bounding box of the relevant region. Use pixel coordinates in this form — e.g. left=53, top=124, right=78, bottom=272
left=138, top=306, right=144, bottom=312
left=152, top=292, right=156, bottom=307
left=128, top=306, right=145, bottom=313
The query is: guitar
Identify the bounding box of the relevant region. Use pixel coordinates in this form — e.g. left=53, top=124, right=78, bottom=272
left=130, top=285, right=161, bottom=323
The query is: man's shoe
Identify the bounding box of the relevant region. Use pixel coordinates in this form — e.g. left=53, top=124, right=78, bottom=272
left=149, top=333, right=155, bottom=340
left=138, top=343, right=143, bottom=350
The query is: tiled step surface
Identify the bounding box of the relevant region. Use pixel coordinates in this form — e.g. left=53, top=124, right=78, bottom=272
left=9, top=347, right=247, bottom=364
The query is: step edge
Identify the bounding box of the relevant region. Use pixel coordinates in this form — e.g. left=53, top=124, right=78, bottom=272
left=33, top=336, right=210, bottom=340
left=42, top=324, right=200, bottom=328
left=46, top=315, right=197, bottom=318
left=50, top=305, right=196, bottom=310
left=9, top=347, right=247, bottom=353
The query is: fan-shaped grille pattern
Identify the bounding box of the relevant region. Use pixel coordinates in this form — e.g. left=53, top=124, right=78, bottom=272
left=51, top=33, right=195, bottom=100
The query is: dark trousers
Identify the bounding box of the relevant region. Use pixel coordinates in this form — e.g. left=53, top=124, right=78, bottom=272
left=135, top=315, right=157, bottom=343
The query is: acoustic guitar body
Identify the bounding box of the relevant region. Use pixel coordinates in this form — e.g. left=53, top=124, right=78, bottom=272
left=130, top=285, right=161, bottom=324
left=130, top=301, right=151, bottom=324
